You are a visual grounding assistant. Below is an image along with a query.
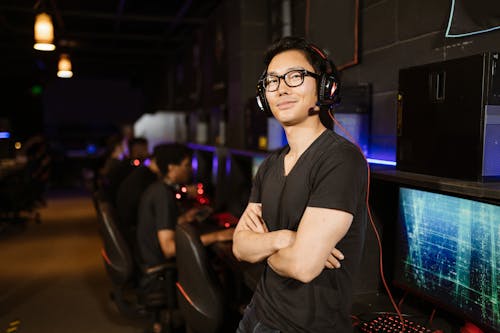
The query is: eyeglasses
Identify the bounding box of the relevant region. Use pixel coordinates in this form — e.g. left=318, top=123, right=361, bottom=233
left=263, top=69, right=319, bottom=92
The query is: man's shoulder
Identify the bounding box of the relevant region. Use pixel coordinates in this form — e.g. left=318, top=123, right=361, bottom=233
left=143, top=180, right=174, bottom=198
left=322, top=131, right=366, bottom=160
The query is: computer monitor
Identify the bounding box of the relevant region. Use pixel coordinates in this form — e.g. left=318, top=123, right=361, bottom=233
left=221, top=153, right=253, bottom=217
left=393, top=186, right=500, bottom=332
left=190, top=148, right=217, bottom=200
left=252, top=155, right=266, bottom=178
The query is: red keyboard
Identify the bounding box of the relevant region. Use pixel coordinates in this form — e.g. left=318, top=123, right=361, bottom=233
left=359, top=315, right=434, bottom=333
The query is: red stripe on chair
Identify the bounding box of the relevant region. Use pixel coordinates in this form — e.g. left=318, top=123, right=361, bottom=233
left=176, top=282, right=195, bottom=307
left=101, top=248, right=112, bottom=265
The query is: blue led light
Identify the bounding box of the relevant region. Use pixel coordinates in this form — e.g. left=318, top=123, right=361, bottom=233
left=367, top=158, right=396, bottom=166
left=0, top=132, right=11, bottom=139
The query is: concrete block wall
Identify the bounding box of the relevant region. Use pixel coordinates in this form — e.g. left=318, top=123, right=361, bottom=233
left=226, top=0, right=270, bottom=149
left=340, top=0, right=500, bottom=161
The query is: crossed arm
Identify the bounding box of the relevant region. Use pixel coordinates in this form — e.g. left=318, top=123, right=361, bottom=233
left=232, top=202, right=352, bottom=283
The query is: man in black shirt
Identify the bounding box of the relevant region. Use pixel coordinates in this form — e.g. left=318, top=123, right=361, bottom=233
left=136, top=143, right=234, bottom=268
left=136, top=143, right=234, bottom=333
left=233, top=36, right=368, bottom=332
left=115, top=142, right=160, bottom=247
left=102, top=136, right=150, bottom=204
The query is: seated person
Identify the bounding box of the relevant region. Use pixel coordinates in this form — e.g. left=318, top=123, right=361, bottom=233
left=127, top=137, right=150, bottom=164
left=103, top=137, right=150, bottom=204
left=115, top=142, right=162, bottom=247
left=136, top=143, right=234, bottom=270
left=136, top=143, right=233, bottom=333
left=97, top=134, right=125, bottom=198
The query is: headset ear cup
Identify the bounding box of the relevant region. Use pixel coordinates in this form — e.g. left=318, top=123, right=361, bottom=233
left=256, top=93, right=270, bottom=114
left=256, top=74, right=272, bottom=114
left=318, top=74, right=340, bottom=105
left=318, top=73, right=340, bottom=106
left=318, top=74, right=327, bottom=105
left=327, top=73, right=341, bottom=105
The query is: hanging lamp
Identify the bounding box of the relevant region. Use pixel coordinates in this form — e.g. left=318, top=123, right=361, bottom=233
left=57, top=53, right=73, bottom=78
left=34, top=12, right=55, bottom=51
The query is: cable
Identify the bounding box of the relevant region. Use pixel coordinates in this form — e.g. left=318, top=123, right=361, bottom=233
left=429, top=307, right=437, bottom=327
left=328, top=109, right=406, bottom=331
left=398, top=290, right=409, bottom=310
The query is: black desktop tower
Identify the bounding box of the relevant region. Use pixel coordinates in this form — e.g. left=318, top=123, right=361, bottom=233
left=397, top=52, right=500, bottom=181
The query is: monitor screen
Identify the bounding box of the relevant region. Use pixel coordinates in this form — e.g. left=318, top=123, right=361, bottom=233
left=394, top=186, right=500, bottom=332
left=190, top=149, right=217, bottom=201
left=252, top=155, right=266, bottom=178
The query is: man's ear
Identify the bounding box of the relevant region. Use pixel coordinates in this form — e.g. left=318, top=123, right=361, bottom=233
left=167, top=164, right=174, bottom=173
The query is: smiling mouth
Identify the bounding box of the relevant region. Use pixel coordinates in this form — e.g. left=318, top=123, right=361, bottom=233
left=277, top=100, right=296, bottom=109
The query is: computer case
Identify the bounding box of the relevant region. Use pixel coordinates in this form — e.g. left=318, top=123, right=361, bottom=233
left=397, top=52, right=500, bottom=181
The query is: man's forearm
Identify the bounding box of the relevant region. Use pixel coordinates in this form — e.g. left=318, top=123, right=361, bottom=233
left=232, top=229, right=290, bottom=263
left=267, top=247, right=301, bottom=281
left=267, top=246, right=323, bottom=283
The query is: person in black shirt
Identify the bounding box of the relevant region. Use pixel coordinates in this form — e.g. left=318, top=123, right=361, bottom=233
left=102, top=136, right=150, bottom=204
left=136, top=143, right=234, bottom=268
left=115, top=142, right=160, bottom=247
left=135, top=143, right=234, bottom=333
left=232, top=36, right=368, bottom=332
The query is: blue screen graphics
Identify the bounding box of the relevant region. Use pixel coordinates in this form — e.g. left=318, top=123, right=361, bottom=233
left=395, top=187, right=500, bottom=331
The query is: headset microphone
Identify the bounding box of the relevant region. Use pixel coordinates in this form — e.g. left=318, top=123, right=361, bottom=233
left=308, top=104, right=320, bottom=116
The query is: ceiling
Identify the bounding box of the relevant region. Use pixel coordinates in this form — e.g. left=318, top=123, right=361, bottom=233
left=0, top=0, right=223, bottom=78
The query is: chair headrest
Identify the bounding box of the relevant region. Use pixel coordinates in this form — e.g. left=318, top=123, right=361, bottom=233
left=175, top=223, right=224, bottom=322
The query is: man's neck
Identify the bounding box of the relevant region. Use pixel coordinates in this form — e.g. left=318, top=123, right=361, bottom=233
left=284, top=121, right=326, bottom=157
left=163, top=177, right=176, bottom=187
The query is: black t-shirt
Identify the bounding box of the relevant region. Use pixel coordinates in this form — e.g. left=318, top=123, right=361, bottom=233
left=136, top=180, right=179, bottom=267
left=102, top=159, right=136, bottom=203
left=115, top=166, right=158, bottom=245
left=250, top=130, right=368, bottom=333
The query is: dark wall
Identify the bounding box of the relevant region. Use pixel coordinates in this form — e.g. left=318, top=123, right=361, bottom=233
left=0, top=75, right=44, bottom=142
left=43, top=77, right=144, bottom=148
left=4, top=0, right=499, bottom=156
left=339, top=0, right=500, bottom=160
left=200, top=0, right=499, bottom=152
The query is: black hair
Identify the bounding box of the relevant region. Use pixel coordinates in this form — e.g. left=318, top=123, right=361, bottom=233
left=263, top=36, right=331, bottom=75
left=153, top=143, right=193, bottom=177
left=128, top=137, right=148, bottom=147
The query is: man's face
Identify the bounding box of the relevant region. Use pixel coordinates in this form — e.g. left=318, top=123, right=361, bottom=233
left=265, top=50, right=318, bottom=126
left=169, top=157, right=192, bottom=184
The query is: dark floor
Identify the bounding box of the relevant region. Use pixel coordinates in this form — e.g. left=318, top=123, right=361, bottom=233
left=0, top=186, right=464, bottom=333
left=0, top=187, right=150, bottom=333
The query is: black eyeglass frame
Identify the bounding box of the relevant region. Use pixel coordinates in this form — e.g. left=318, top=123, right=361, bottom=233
left=262, top=69, right=319, bottom=92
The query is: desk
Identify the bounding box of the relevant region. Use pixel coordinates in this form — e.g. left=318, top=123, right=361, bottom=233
left=371, top=165, right=500, bottom=203
left=0, top=158, right=25, bottom=181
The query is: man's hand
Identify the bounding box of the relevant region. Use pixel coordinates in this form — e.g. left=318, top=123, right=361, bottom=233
left=325, top=247, right=344, bottom=269
left=201, top=227, right=235, bottom=246
left=239, top=203, right=268, bottom=233
left=216, top=227, right=235, bottom=242
left=179, top=207, right=200, bottom=224
left=184, top=184, right=199, bottom=199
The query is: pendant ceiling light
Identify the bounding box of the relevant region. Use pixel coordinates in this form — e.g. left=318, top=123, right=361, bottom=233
left=34, top=12, right=55, bottom=51
left=57, top=53, right=73, bottom=78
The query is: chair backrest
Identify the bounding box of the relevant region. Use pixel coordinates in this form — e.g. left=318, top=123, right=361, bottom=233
left=96, top=199, right=135, bottom=286
left=175, top=223, right=225, bottom=333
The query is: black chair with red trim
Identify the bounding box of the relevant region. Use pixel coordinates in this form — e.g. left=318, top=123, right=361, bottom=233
left=94, top=195, right=177, bottom=331
left=174, top=222, right=240, bottom=333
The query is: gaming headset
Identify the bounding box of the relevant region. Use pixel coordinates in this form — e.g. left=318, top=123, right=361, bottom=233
left=256, top=42, right=341, bottom=115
